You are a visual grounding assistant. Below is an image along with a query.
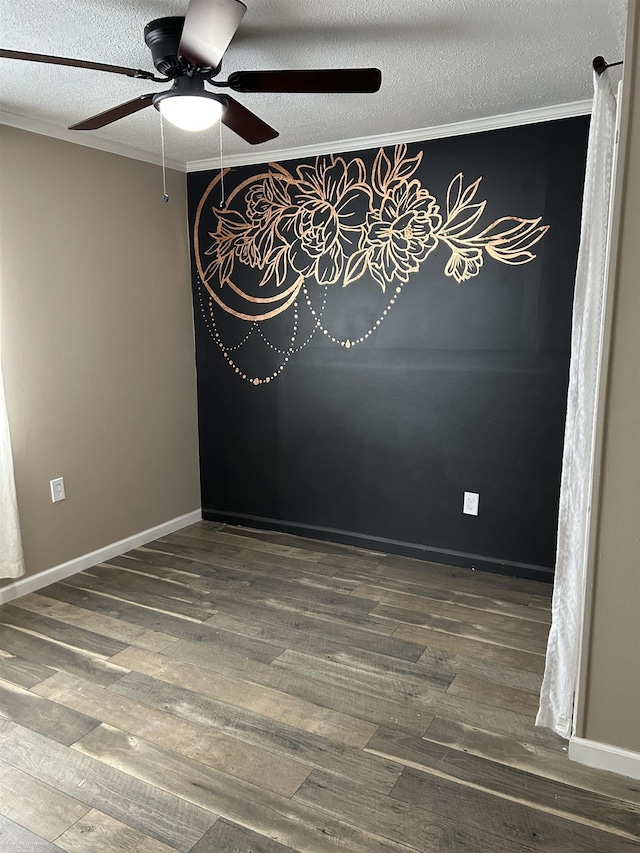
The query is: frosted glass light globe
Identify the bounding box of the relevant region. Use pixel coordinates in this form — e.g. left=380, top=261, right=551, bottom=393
left=159, top=95, right=223, bottom=132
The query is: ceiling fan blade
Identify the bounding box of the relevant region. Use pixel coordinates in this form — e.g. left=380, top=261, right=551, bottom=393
left=179, top=0, right=246, bottom=69
left=69, top=94, right=156, bottom=130
left=222, top=96, right=278, bottom=145
left=0, top=48, right=156, bottom=80
left=227, top=68, right=382, bottom=94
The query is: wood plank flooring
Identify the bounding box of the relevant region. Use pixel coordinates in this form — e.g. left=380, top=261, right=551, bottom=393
left=1, top=521, right=639, bottom=852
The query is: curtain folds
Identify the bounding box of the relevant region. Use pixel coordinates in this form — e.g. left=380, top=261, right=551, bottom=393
left=0, top=305, right=25, bottom=579
left=536, top=72, right=619, bottom=739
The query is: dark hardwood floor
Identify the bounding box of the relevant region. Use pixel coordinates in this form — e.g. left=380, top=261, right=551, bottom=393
left=0, top=521, right=638, bottom=852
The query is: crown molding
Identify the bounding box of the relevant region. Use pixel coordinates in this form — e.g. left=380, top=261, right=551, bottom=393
left=2, top=99, right=592, bottom=174
left=186, top=99, right=592, bottom=172
left=0, top=110, right=184, bottom=172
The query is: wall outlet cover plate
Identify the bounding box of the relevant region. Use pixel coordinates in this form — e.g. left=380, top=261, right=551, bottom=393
left=50, top=477, right=66, bottom=503
left=463, top=491, right=479, bottom=516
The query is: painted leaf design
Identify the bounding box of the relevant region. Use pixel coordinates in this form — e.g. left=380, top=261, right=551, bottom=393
left=205, top=232, right=233, bottom=256
left=343, top=247, right=373, bottom=287
left=215, top=209, right=250, bottom=233
left=202, top=258, right=218, bottom=281
left=475, top=215, right=538, bottom=240
left=220, top=252, right=235, bottom=285
left=372, top=147, right=392, bottom=196
left=369, top=261, right=388, bottom=293
left=273, top=247, right=290, bottom=289
left=442, top=201, right=487, bottom=238
left=202, top=230, right=236, bottom=284
left=446, top=174, right=464, bottom=216
left=258, top=246, right=290, bottom=289
left=477, top=217, right=549, bottom=264
left=203, top=251, right=234, bottom=286
left=446, top=174, right=482, bottom=218
left=459, top=177, right=482, bottom=209
left=392, top=144, right=423, bottom=181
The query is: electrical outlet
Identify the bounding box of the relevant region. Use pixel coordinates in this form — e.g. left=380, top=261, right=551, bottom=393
left=463, top=491, right=479, bottom=516
left=50, top=477, right=65, bottom=503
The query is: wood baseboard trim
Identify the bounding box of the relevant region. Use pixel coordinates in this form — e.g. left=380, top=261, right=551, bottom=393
left=569, top=736, right=640, bottom=780
left=0, top=509, right=202, bottom=604
left=203, top=509, right=554, bottom=582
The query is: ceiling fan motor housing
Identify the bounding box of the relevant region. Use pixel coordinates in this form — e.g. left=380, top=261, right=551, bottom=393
left=144, top=17, right=185, bottom=76
left=152, top=73, right=227, bottom=108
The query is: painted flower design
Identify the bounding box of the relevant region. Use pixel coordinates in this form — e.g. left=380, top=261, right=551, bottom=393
left=246, top=172, right=294, bottom=224
left=345, top=178, right=442, bottom=291
left=203, top=209, right=247, bottom=285
left=366, top=180, right=442, bottom=290
left=284, top=155, right=372, bottom=285
left=444, top=245, right=484, bottom=282
left=197, top=146, right=551, bottom=382
left=201, top=147, right=549, bottom=320
left=232, top=174, right=295, bottom=270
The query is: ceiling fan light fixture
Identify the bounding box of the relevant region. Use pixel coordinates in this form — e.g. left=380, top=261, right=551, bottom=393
left=157, top=92, right=224, bottom=132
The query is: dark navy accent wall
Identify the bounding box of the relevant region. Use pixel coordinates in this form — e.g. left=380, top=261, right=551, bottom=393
left=188, top=117, right=589, bottom=580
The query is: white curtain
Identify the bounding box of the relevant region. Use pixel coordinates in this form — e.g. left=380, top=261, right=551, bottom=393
left=0, top=298, right=25, bottom=579
left=536, top=72, right=620, bottom=739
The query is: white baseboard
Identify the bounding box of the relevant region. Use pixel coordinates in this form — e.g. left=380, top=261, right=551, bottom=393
left=0, top=509, right=202, bottom=605
left=569, top=736, right=640, bottom=780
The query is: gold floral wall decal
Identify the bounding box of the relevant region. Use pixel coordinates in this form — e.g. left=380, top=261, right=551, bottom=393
left=193, top=144, right=549, bottom=384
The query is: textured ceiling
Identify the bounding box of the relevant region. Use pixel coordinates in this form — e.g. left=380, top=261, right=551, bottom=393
left=0, top=0, right=628, bottom=169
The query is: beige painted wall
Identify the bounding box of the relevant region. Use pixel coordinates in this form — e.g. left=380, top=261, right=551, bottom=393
left=0, top=127, right=200, bottom=580
left=578, top=0, right=640, bottom=752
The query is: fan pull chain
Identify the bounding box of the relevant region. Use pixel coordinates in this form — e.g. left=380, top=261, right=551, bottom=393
left=160, top=112, right=169, bottom=203
left=219, top=120, right=225, bottom=208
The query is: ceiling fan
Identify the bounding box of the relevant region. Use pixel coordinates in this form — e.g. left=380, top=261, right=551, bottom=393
left=0, top=0, right=382, bottom=145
